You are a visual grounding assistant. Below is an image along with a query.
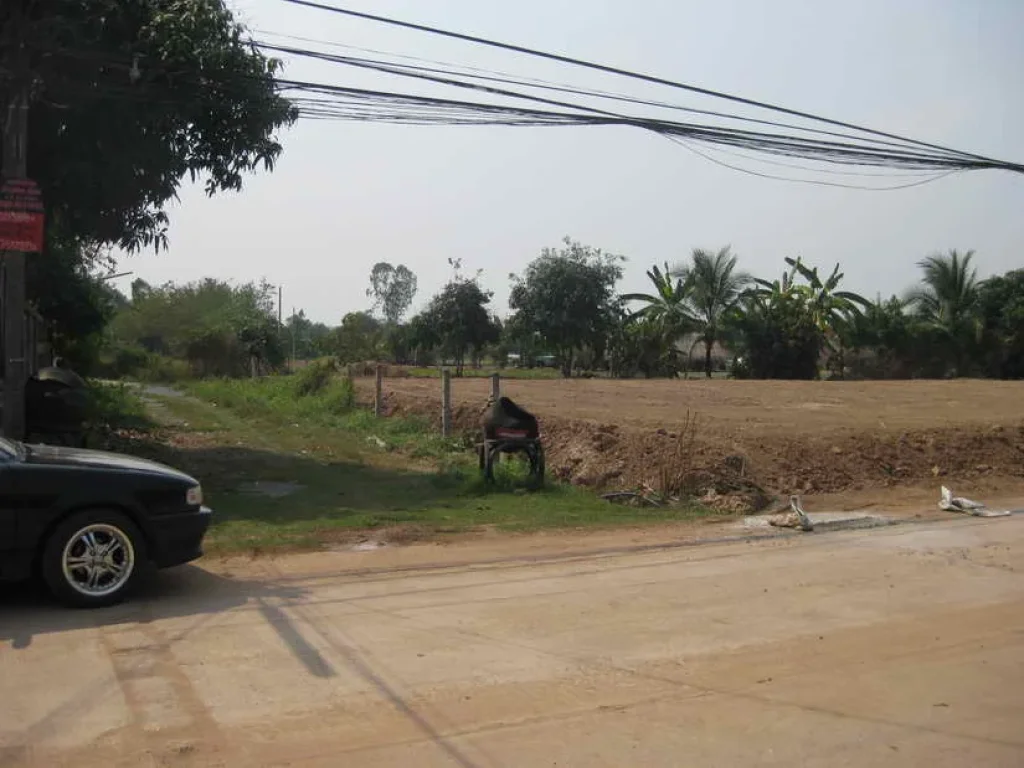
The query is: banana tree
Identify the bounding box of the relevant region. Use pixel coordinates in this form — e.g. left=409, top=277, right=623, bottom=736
left=622, top=262, right=697, bottom=342
left=782, top=257, right=868, bottom=377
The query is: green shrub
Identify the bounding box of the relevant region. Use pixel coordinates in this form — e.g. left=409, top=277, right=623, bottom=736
left=84, top=381, right=151, bottom=432
left=322, top=377, right=356, bottom=413
left=291, top=357, right=339, bottom=396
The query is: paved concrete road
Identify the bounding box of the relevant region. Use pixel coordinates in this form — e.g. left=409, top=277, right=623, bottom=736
left=2, top=518, right=1023, bottom=768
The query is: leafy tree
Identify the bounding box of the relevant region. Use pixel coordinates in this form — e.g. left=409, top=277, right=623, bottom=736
left=846, top=296, right=917, bottom=378
left=976, top=269, right=1024, bottom=379
left=5, top=0, right=295, bottom=371
left=26, top=231, right=122, bottom=372
left=110, top=278, right=283, bottom=376
left=284, top=310, right=331, bottom=361
left=501, top=312, right=549, bottom=369
left=508, top=237, right=624, bottom=377
left=731, top=260, right=823, bottom=380
left=672, top=247, right=750, bottom=378
left=366, top=263, right=418, bottom=325
left=328, top=312, right=383, bottom=363
left=13, top=0, right=296, bottom=250
left=908, top=250, right=981, bottom=376
left=415, top=278, right=498, bottom=376
left=407, top=313, right=440, bottom=366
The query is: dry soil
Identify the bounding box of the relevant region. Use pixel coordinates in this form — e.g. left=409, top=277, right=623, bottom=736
left=2, top=515, right=1023, bottom=767
left=365, top=377, right=1024, bottom=507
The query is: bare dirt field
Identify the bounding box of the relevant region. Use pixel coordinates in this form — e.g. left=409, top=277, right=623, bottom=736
left=361, top=377, right=1024, bottom=509
left=3, top=516, right=1023, bottom=767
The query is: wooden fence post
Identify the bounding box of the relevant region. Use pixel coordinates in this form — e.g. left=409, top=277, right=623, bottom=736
left=441, top=369, right=452, bottom=438
left=374, top=364, right=383, bottom=417
left=490, top=372, right=500, bottom=402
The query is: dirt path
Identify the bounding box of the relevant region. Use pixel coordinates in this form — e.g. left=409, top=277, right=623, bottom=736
left=2, top=516, right=1023, bottom=767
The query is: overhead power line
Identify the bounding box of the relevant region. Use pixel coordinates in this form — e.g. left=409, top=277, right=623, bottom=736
left=255, top=40, right=953, bottom=157
left=279, top=0, right=1017, bottom=170
left=270, top=77, right=1003, bottom=173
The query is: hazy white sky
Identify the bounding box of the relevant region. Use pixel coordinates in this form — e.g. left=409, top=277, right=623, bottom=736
left=113, top=0, right=1024, bottom=323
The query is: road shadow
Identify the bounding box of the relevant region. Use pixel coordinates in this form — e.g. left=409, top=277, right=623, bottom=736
left=0, top=565, right=338, bottom=679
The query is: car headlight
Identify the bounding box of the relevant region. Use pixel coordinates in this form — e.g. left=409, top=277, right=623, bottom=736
left=186, top=485, right=203, bottom=507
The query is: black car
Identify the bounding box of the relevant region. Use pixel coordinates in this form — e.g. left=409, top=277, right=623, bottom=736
left=0, top=438, right=212, bottom=608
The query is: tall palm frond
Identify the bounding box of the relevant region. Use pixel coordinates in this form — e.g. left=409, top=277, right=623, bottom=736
left=673, top=247, right=750, bottom=377
left=907, top=249, right=981, bottom=376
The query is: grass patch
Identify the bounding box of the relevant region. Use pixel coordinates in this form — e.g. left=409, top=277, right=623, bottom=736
left=132, top=376, right=713, bottom=553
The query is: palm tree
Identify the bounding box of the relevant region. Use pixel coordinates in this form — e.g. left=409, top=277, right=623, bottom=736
left=675, top=247, right=750, bottom=378
left=622, top=262, right=696, bottom=339
left=908, top=249, right=981, bottom=376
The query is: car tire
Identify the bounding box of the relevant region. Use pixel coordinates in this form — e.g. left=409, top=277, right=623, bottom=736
left=42, top=509, right=147, bottom=608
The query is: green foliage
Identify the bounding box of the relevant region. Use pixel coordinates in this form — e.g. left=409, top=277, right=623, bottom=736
left=734, top=290, right=821, bottom=380
left=322, top=376, right=356, bottom=413
left=188, top=373, right=357, bottom=423
left=622, top=262, right=695, bottom=335
left=846, top=296, right=930, bottom=379
left=5, top=0, right=294, bottom=376
left=607, top=313, right=681, bottom=378
left=26, top=228, right=124, bottom=374
left=675, top=246, right=750, bottom=378
left=976, top=269, right=1024, bottom=379
left=284, top=311, right=332, bottom=361
left=327, top=311, right=384, bottom=363
left=100, top=345, right=189, bottom=382
left=725, top=257, right=867, bottom=380
left=83, top=382, right=153, bottom=433
left=291, top=357, right=338, bottom=396
left=367, top=263, right=418, bottom=325
left=109, top=278, right=283, bottom=377
left=160, top=378, right=710, bottom=553
left=908, top=250, right=981, bottom=376
left=509, top=237, right=624, bottom=377
left=412, top=275, right=499, bottom=376
left=17, top=0, right=296, bottom=251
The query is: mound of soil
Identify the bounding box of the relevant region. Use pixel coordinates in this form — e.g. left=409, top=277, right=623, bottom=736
left=366, top=381, right=1024, bottom=514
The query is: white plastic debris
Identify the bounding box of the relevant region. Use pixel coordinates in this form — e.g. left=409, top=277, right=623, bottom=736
left=768, top=495, right=815, bottom=531
left=938, top=486, right=1012, bottom=517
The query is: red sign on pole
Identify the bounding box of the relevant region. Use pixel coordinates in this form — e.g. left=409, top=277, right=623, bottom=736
left=0, top=178, right=45, bottom=253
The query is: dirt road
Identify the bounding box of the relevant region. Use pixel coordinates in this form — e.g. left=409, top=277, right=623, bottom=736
left=2, top=518, right=1023, bottom=767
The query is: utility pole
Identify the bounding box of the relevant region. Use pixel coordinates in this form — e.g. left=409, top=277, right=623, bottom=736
left=290, top=305, right=296, bottom=367
left=2, top=84, right=30, bottom=439
left=278, top=284, right=282, bottom=327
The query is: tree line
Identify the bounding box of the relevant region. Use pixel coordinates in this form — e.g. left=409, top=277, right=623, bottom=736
left=9, top=3, right=1018, bottom=385
left=99, top=239, right=1023, bottom=382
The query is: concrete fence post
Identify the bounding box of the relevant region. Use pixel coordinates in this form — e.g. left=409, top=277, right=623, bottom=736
left=374, top=364, right=384, bottom=417
left=441, top=369, right=452, bottom=438
left=490, top=372, right=500, bottom=402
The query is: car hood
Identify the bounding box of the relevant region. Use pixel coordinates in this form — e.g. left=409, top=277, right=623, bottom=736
left=22, top=444, right=197, bottom=484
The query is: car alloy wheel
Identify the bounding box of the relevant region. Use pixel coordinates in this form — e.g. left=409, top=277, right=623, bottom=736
left=61, top=523, right=136, bottom=598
